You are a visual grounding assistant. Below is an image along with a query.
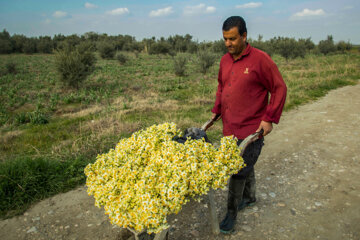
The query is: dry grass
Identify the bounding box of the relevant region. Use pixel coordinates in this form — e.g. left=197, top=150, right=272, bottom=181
left=0, top=130, right=23, bottom=145
left=61, top=105, right=103, bottom=118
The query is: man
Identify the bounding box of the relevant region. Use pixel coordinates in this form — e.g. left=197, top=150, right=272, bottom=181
left=211, top=16, right=287, bottom=233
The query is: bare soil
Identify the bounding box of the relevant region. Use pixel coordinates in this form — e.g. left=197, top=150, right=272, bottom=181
left=1, top=84, right=359, bottom=240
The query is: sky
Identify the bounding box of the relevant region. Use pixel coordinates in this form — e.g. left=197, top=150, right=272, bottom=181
left=0, top=0, right=359, bottom=44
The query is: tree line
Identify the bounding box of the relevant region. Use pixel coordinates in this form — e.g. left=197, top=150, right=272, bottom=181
left=0, top=29, right=355, bottom=60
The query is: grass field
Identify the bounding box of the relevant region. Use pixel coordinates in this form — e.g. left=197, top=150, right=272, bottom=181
left=0, top=51, right=359, bottom=218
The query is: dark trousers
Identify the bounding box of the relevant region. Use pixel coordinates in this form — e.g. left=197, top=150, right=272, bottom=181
left=227, top=138, right=264, bottom=217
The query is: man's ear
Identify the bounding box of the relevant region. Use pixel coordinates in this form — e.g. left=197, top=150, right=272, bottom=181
left=242, top=32, right=247, bottom=41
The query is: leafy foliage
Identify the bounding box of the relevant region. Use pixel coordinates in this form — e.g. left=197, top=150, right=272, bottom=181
left=116, top=52, right=128, bottom=64
left=197, top=51, right=217, bottom=74
left=173, top=53, right=188, bottom=76
left=54, top=44, right=96, bottom=88
left=318, top=35, right=337, bottom=55
left=98, top=41, right=116, bottom=59
left=5, top=61, right=17, bottom=74
left=148, top=41, right=172, bottom=55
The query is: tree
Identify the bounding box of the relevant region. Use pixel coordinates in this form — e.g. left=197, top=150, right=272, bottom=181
left=37, top=36, right=53, bottom=53
left=11, top=34, right=27, bottom=53
left=318, top=35, right=336, bottom=55
left=274, top=37, right=306, bottom=61
left=336, top=41, right=352, bottom=53
left=23, top=38, right=37, bottom=54
left=0, top=29, right=12, bottom=53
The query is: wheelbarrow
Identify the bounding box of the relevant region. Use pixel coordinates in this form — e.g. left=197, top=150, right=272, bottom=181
left=127, top=116, right=263, bottom=240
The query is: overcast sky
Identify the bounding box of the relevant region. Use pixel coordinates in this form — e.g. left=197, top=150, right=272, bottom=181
left=0, top=0, right=359, bottom=44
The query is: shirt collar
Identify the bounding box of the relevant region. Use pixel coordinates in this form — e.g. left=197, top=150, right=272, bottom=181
left=228, top=43, right=252, bottom=62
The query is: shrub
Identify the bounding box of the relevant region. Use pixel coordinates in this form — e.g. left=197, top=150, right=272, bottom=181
left=173, top=53, right=188, bottom=76
left=276, top=37, right=306, bottom=61
left=77, top=41, right=96, bottom=53
left=249, top=35, right=275, bottom=56
left=5, top=62, right=17, bottom=74
left=212, top=40, right=227, bottom=55
left=116, top=52, right=128, bottom=64
left=187, top=42, right=198, bottom=54
left=148, top=41, right=172, bottom=55
left=98, top=41, right=116, bottom=59
left=0, top=39, right=12, bottom=54
left=197, top=51, right=217, bottom=74
left=23, top=39, right=37, bottom=54
left=336, top=41, right=352, bottom=53
left=11, top=34, right=27, bottom=53
left=37, top=36, right=53, bottom=53
left=318, top=35, right=336, bottom=55
left=54, top=45, right=96, bottom=88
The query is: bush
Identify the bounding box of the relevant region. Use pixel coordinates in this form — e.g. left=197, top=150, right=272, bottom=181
left=0, top=39, right=12, bottom=54
left=98, top=41, right=116, bottom=59
left=173, top=53, right=188, bottom=76
left=198, top=51, right=217, bottom=74
left=336, top=41, right=352, bottom=53
left=54, top=45, right=96, bottom=88
left=116, top=52, right=128, bottom=64
left=276, top=37, right=306, bottom=61
left=37, top=38, right=53, bottom=53
left=23, top=39, right=37, bottom=54
left=5, top=62, right=17, bottom=74
left=187, top=42, right=198, bottom=54
left=212, top=40, right=227, bottom=55
left=148, top=41, right=172, bottom=55
left=318, top=35, right=336, bottom=55
left=249, top=35, right=275, bottom=56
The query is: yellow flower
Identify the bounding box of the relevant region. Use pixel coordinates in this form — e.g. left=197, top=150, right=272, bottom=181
left=84, top=122, right=244, bottom=233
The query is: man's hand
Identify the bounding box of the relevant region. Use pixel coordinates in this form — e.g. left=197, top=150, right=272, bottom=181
left=212, top=113, right=221, bottom=121
left=256, top=120, right=273, bottom=136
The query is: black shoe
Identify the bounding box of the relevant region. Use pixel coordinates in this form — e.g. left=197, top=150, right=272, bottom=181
left=219, top=213, right=236, bottom=234
left=238, top=198, right=256, bottom=211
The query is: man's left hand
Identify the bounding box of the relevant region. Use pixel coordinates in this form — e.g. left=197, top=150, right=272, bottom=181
left=256, top=121, right=273, bottom=136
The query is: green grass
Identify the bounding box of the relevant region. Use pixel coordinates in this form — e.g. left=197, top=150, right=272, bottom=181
left=0, top=51, right=359, bottom=218
left=0, top=155, right=92, bottom=217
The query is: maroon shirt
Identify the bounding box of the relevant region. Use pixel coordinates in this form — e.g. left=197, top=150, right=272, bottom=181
left=211, top=44, right=287, bottom=139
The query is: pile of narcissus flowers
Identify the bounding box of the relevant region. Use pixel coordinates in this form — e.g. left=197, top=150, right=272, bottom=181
left=84, top=122, right=244, bottom=233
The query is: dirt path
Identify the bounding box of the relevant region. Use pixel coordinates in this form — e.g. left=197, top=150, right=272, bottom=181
left=1, top=84, right=360, bottom=240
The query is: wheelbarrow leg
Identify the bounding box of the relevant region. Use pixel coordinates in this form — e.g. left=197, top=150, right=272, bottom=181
left=208, top=189, right=220, bottom=235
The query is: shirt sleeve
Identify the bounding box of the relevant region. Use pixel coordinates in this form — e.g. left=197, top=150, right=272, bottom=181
left=211, top=62, right=223, bottom=114
left=260, top=54, right=287, bottom=124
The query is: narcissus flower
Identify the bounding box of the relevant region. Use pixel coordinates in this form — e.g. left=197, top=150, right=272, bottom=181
left=85, top=122, right=244, bottom=233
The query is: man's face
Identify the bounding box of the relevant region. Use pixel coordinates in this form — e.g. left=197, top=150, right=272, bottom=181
left=223, top=27, right=247, bottom=59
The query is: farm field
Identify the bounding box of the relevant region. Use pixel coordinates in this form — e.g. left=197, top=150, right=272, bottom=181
left=0, top=52, right=359, bottom=218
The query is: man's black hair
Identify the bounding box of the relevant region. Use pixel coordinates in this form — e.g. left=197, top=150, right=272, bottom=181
left=222, top=16, right=247, bottom=35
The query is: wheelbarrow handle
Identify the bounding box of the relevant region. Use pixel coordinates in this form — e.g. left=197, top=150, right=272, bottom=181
left=201, top=114, right=221, bottom=131
left=239, top=129, right=264, bottom=156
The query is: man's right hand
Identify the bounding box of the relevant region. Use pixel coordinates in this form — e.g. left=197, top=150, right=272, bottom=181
left=212, top=113, right=221, bottom=121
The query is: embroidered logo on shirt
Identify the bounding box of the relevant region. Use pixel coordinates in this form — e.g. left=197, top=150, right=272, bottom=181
left=244, top=68, right=249, bottom=74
